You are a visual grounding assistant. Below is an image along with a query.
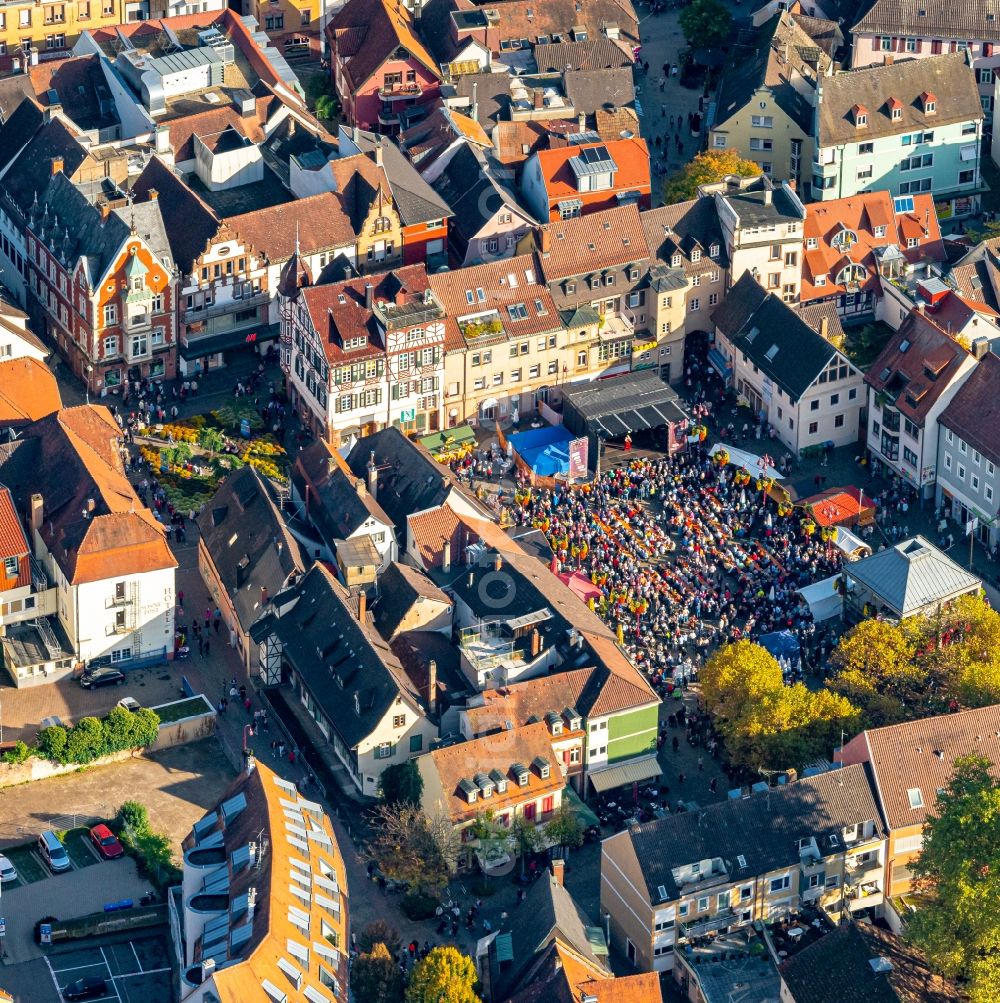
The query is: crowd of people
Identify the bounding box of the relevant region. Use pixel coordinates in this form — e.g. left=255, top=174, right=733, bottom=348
left=507, top=442, right=846, bottom=688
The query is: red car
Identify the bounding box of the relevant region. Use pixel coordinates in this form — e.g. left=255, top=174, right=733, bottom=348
left=89, top=824, right=124, bottom=860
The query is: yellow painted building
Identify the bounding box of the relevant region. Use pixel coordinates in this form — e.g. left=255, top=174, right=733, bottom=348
left=0, top=0, right=126, bottom=67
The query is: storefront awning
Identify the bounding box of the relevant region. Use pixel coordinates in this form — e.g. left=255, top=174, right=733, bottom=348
left=179, top=322, right=280, bottom=360
left=589, top=756, right=661, bottom=793
left=419, top=425, right=477, bottom=458
left=708, top=348, right=732, bottom=378
left=563, top=785, right=600, bottom=827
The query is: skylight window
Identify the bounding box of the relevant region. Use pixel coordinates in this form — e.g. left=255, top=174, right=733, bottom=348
left=907, top=787, right=924, bottom=808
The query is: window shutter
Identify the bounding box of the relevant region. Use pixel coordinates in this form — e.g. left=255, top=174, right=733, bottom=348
left=986, top=42, right=994, bottom=56
left=931, top=39, right=941, bottom=53
left=871, top=36, right=880, bottom=51
left=951, top=40, right=958, bottom=52
left=914, top=38, right=923, bottom=52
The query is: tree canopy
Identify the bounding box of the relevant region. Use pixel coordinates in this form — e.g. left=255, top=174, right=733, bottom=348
left=406, top=947, right=481, bottom=1003
left=379, top=761, right=425, bottom=807
left=352, top=942, right=405, bottom=1003
left=367, top=803, right=458, bottom=895
left=679, top=0, right=732, bottom=47
left=664, top=150, right=761, bottom=204
left=700, top=641, right=858, bottom=771
left=908, top=755, right=1000, bottom=1003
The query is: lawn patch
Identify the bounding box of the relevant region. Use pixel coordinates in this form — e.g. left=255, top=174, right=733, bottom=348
left=151, top=695, right=214, bottom=724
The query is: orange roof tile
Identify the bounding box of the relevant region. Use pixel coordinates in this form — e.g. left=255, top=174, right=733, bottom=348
left=534, top=138, right=650, bottom=204
left=0, top=357, right=62, bottom=423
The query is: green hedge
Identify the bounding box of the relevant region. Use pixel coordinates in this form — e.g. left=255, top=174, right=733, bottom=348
left=25, top=707, right=160, bottom=766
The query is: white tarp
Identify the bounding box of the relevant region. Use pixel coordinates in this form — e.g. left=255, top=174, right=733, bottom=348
left=833, top=525, right=872, bottom=560
left=709, top=443, right=783, bottom=481
left=798, top=575, right=845, bottom=622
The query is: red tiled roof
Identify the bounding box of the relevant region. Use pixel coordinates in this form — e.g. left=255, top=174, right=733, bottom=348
left=538, top=203, right=650, bottom=279
left=801, top=192, right=944, bottom=303
left=0, top=358, right=62, bottom=424
left=533, top=138, right=650, bottom=205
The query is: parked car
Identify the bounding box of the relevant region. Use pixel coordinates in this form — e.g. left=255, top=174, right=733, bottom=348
left=116, top=696, right=141, bottom=713
left=88, top=824, right=124, bottom=861
left=79, top=666, right=125, bottom=689
left=37, top=830, right=70, bottom=872
left=0, top=854, right=17, bottom=883
left=62, top=976, right=109, bottom=1001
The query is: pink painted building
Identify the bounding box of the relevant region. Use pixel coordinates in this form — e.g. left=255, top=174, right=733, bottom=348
left=327, top=0, right=441, bottom=135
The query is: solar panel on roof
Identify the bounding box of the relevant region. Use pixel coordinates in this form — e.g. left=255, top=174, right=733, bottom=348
left=580, top=145, right=612, bottom=164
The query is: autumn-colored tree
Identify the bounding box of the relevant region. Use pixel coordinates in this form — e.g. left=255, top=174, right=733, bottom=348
left=357, top=919, right=401, bottom=957
left=932, top=593, right=1000, bottom=707
left=406, top=946, right=481, bottom=1003
left=700, top=641, right=784, bottom=727
left=367, top=804, right=459, bottom=895
left=352, top=942, right=405, bottom=1003
left=663, top=150, right=761, bottom=204
left=908, top=755, right=1000, bottom=1003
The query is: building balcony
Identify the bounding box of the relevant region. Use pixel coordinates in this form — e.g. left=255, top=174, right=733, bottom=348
left=106, top=593, right=134, bottom=608
left=848, top=888, right=884, bottom=911
left=378, top=107, right=401, bottom=126
left=674, top=869, right=731, bottom=895
left=845, top=857, right=882, bottom=883
left=106, top=621, right=132, bottom=636
left=379, top=82, right=423, bottom=99
left=598, top=311, right=634, bottom=341
left=680, top=909, right=739, bottom=938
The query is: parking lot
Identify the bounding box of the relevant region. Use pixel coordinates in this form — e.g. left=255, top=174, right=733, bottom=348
left=44, top=935, right=173, bottom=1003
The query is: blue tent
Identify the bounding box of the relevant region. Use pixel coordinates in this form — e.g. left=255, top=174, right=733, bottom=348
left=508, top=425, right=576, bottom=477
left=758, top=630, right=800, bottom=660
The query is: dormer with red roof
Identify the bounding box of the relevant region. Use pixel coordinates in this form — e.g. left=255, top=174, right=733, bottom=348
left=920, top=91, right=937, bottom=114
left=851, top=103, right=869, bottom=128
left=885, top=96, right=903, bottom=121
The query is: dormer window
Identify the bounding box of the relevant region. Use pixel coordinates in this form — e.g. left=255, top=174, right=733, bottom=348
left=709, top=243, right=720, bottom=258
left=691, top=248, right=702, bottom=262
left=671, top=253, right=682, bottom=267
left=851, top=103, right=869, bottom=128
left=921, top=91, right=937, bottom=115
left=459, top=778, right=479, bottom=804
left=887, top=97, right=903, bottom=121
left=874, top=225, right=887, bottom=237
left=533, top=756, right=551, bottom=779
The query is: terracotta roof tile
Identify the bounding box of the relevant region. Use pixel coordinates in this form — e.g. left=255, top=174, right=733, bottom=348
left=539, top=203, right=650, bottom=279
left=532, top=138, right=650, bottom=208
left=0, top=358, right=62, bottom=424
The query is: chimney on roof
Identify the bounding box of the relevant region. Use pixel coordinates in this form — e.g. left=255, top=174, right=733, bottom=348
left=540, top=228, right=550, bottom=256
left=577, top=112, right=586, bottom=132
left=99, top=202, right=112, bottom=222
left=533, top=89, right=544, bottom=110
left=443, top=539, right=452, bottom=573
left=819, top=315, right=828, bottom=340
left=467, top=569, right=475, bottom=588
left=472, top=80, right=479, bottom=123
left=374, top=140, right=383, bottom=168
left=364, top=283, right=374, bottom=310
left=551, top=857, right=565, bottom=886
left=50, top=156, right=63, bottom=177
left=147, top=188, right=158, bottom=202
left=530, top=628, right=541, bottom=658
left=494, top=554, right=502, bottom=572
left=427, top=659, right=437, bottom=715
left=358, top=588, right=367, bottom=624
left=356, top=475, right=366, bottom=498
left=763, top=186, right=772, bottom=206
left=367, top=450, right=378, bottom=497
left=30, top=493, right=43, bottom=535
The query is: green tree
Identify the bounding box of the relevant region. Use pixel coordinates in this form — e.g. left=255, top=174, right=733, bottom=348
left=367, top=804, right=457, bottom=895
left=198, top=427, right=225, bottom=458
left=37, top=724, right=68, bottom=763
left=132, top=828, right=180, bottom=887
left=406, top=946, right=481, bottom=1003
left=509, top=814, right=543, bottom=878
left=117, top=800, right=151, bottom=836
left=664, top=149, right=761, bottom=204
left=2, top=740, right=31, bottom=764
left=543, top=803, right=584, bottom=855
left=65, top=716, right=107, bottom=763
left=908, top=755, right=1000, bottom=1003
left=965, top=219, right=1000, bottom=244
left=379, top=761, right=424, bottom=807
left=357, top=919, right=402, bottom=957
left=352, top=942, right=405, bottom=1003
left=679, top=0, right=732, bottom=45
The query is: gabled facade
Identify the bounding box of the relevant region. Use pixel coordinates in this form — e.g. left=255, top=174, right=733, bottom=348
left=520, top=139, right=651, bottom=222
left=712, top=273, right=864, bottom=452
left=0, top=406, right=177, bottom=678
left=851, top=0, right=1000, bottom=120
left=25, top=173, right=176, bottom=394
left=812, top=53, right=983, bottom=217
left=801, top=191, right=945, bottom=320
left=281, top=263, right=445, bottom=444
left=709, top=12, right=832, bottom=187
left=328, top=0, right=441, bottom=134
left=864, top=309, right=977, bottom=499
left=601, top=765, right=887, bottom=972
left=252, top=562, right=437, bottom=796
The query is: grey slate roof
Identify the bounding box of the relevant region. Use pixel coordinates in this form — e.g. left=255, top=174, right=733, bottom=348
left=712, top=273, right=836, bottom=402
left=2, top=118, right=88, bottom=216
left=292, top=439, right=394, bottom=548
left=0, top=98, right=44, bottom=179
left=624, top=764, right=884, bottom=903
left=262, top=562, right=425, bottom=749
left=845, top=535, right=981, bottom=617
left=561, top=370, right=689, bottom=438
left=640, top=198, right=730, bottom=273
left=533, top=38, right=635, bottom=72
left=345, top=128, right=453, bottom=226
left=853, top=0, right=1000, bottom=42
left=373, top=561, right=452, bottom=640
left=711, top=176, right=804, bottom=227
left=197, top=466, right=305, bottom=635
left=35, top=172, right=173, bottom=287
left=455, top=73, right=515, bottom=131
left=817, top=53, right=983, bottom=147
left=563, top=67, right=636, bottom=116
left=344, top=426, right=491, bottom=532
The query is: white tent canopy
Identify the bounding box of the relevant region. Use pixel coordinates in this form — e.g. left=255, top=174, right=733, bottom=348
left=709, top=443, right=783, bottom=481
left=833, top=525, right=872, bottom=561
left=797, top=575, right=846, bottom=622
